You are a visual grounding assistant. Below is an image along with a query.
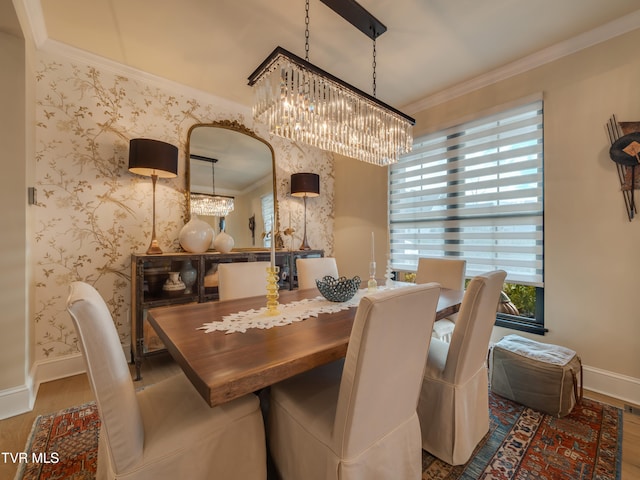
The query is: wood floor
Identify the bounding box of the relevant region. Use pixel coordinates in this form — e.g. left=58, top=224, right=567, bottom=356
left=1, top=354, right=639, bottom=479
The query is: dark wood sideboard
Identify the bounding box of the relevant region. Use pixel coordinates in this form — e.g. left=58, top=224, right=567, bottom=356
left=131, top=249, right=324, bottom=379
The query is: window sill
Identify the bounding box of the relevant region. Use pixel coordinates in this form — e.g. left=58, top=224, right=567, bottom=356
left=495, top=314, right=547, bottom=336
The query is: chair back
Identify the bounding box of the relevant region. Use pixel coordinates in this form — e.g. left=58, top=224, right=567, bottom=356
left=415, top=257, right=466, bottom=290
left=66, top=281, right=143, bottom=473
left=218, top=261, right=271, bottom=300
left=333, top=283, right=440, bottom=457
left=296, top=257, right=339, bottom=290
left=444, top=270, right=507, bottom=384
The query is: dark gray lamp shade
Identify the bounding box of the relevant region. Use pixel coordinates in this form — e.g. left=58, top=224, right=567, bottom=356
left=128, top=138, right=178, bottom=178
left=291, top=173, right=320, bottom=197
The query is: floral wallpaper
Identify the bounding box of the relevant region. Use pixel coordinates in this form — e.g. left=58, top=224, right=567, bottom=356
left=34, top=49, right=334, bottom=361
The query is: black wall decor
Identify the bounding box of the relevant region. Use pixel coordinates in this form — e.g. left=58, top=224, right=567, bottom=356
left=606, top=115, right=640, bottom=221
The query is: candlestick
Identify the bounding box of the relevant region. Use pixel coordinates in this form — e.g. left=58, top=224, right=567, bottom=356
left=266, top=266, right=280, bottom=315
left=385, top=254, right=394, bottom=287
left=371, top=231, right=375, bottom=262
left=270, top=216, right=275, bottom=268
left=368, top=261, right=377, bottom=292
left=368, top=231, right=377, bottom=292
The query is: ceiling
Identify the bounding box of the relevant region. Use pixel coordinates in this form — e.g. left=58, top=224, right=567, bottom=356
left=10, top=0, right=640, bottom=112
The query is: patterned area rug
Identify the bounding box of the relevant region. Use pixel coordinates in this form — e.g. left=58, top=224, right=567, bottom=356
left=422, top=393, right=622, bottom=479
left=16, top=402, right=98, bottom=480
left=16, top=393, right=621, bottom=479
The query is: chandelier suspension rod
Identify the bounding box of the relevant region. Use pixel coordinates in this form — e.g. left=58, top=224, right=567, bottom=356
left=307, top=0, right=380, bottom=100
left=189, top=154, right=234, bottom=200
left=319, top=0, right=386, bottom=40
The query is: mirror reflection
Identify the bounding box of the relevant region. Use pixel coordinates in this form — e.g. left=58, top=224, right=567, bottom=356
left=187, top=121, right=276, bottom=250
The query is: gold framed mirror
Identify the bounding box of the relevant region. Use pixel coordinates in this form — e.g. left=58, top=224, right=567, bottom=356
left=186, top=120, right=277, bottom=250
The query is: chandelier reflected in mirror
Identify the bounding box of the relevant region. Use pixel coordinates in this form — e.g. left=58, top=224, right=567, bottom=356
left=247, top=0, right=415, bottom=166
left=190, top=193, right=234, bottom=217
left=189, top=155, right=235, bottom=217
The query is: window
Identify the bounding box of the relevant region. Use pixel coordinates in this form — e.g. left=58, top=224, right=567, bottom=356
left=389, top=96, right=545, bottom=333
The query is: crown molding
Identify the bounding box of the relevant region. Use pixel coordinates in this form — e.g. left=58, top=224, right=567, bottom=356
left=13, top=0, right=47, bottom=47
left=19, top=0, right=250, bottom=114
left=20, top=1, right=640, bottom=117
left=39, top=39, right=251, bottom=115
left=404, top=10, right=640, bottom=114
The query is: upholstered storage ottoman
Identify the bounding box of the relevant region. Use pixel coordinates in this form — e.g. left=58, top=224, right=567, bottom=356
left=489, top=334, right=582, bottom=417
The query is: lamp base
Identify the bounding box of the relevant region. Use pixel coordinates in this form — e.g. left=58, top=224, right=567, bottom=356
left=298, top=231, right=311, bottom=250
left=146, top=174, right=163, bottom=255
left=146, top=238, right=163, bottom=255
left=298, top=195, right=311, bottom=250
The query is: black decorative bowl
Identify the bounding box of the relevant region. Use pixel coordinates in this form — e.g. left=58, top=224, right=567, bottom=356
left=316, top=275, right=361, bottom=302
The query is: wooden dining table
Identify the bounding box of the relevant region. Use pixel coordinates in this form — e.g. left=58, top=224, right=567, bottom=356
left=147, top=285, right=464, bottom=407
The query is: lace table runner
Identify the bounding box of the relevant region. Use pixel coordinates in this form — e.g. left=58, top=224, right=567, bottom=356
left=198, top=283, right=407, bottom=334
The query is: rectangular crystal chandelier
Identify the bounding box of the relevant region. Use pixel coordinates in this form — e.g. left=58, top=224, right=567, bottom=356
left=248, top=47, right=414, bottom=166
left=190, top=193, right=234, bottom=217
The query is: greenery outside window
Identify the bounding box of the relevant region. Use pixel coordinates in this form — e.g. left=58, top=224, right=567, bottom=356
left=389, top=95, right=545, bottom=334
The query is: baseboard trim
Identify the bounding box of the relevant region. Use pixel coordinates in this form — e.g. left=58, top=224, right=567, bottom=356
left=583, top=365, right=640, bottom=406
left=29, top=353, right=640, bottom=407
left=33, top=352, right=87, bottom=389
left=0, top=382, right=34, bottom=421
left=0, top=347, right=134, bottom=420
left=32, top=344, right=131, bottom=389
left=3, top=352, right=638, bottom=419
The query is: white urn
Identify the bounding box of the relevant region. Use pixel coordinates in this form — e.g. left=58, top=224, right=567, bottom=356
left=213, top=230, right=234, bottom=253
left=179, top=215, right=214, bottom=253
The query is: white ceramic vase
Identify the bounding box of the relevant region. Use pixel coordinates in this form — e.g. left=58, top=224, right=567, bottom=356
left=162, top=271, right=186, bottom=297
left=213, top=230, right=234, bottom=253
left=180, top=260, right=198, bottom=294
left=179, top=215, right=214, bottom=253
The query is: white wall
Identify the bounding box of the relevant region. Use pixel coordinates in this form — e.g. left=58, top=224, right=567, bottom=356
left=0, top=26, right=31, bottom=416
left=333, top=154, right=389, bottom=281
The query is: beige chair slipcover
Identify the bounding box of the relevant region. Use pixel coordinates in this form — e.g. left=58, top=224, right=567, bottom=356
left=417, top=270, right=507, bottom=465
left=269, top=283, right=441, bottom=480
left=415, top=257, right=467, bottom=342
left=296, top=257, right=339, bottom=290
left=218, top=261, right=271, bottom=301
left=66, top=281, right=266, bottom=480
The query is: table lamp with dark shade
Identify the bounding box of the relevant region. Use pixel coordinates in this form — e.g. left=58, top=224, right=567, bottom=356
left=128, top=138, right=178, bottom=254
left=291, top=172, right=320, bottom=250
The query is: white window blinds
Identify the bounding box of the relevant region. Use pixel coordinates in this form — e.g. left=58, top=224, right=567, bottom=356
left=389, top=98, right=544, bottom=286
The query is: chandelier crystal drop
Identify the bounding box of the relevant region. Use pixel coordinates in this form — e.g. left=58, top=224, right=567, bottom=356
left=249, top=47, right=414, bottom=166
left=190, top=193, right=235, bottom=218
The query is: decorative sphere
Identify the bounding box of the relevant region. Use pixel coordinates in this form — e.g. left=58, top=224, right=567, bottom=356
left=179, top=215, right=214, bottom=253
left=213, top=231, right=234, bottom=253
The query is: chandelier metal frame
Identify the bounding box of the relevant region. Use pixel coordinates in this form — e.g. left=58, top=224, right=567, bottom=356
left=247, top=0, right=415, bottom=166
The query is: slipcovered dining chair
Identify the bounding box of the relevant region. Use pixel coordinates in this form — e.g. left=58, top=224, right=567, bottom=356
left=66, top=281, right=266, bottom=480
left=296, top=257, right=339, bottom=290
left=268, top=283, right=441, bottom=480
left=415, top=257, right=467, bottom=342
left=218, top=261, right=271, bottom=301
left=417, top=270, right=507, bottom=466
